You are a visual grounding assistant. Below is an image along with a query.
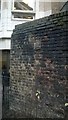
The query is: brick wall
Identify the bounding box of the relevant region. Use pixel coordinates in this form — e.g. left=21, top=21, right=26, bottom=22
left=10, top=11, right=68, bottom=118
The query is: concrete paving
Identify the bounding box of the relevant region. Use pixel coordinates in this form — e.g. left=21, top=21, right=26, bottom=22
left=0, top=72, right=2, bottom=120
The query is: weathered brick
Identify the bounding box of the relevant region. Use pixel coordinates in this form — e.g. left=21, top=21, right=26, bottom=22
left=10, top=11, right=68, bottom=118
